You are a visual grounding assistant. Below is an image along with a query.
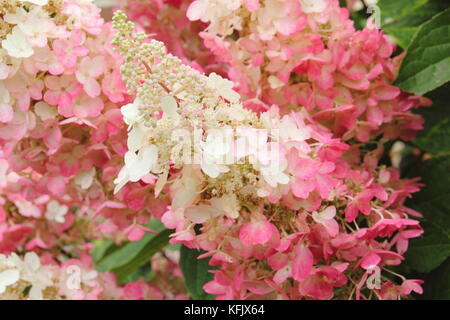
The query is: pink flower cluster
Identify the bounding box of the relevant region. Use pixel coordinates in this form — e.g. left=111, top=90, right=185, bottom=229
left=0, top=0, right=184, bottom=299
left=185, top=0, right=431, bottom=142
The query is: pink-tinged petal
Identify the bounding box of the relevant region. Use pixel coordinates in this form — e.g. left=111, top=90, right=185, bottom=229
left=267, top=252, right=289, bottom=270
left=396, top=238, right=409, bottom=255
left=319, top=161, right=335, bottom=174
left=44, top=90, right=61, bottom=106
left=360, top=252, right=381, bottom=270
left=0, top=103, right=13, bottom=123
left=74, top=97, right=103, bottom=118
left=185, top=205, right=213, bottom=224
left=83, top=78, right=101, bottom=98
left=58, top=101, right=73, bottom=117
left=51, top=39, right=66, bottom=55
left=245, top=0, right=260, bottom=11
left=97, top=220, right=118, bottom=234
left=345, top=202, right=358, bottom=222
left=89, top=56, right=106, bottom=78
left=242, top=281, right=273, bottom=295
left=401, top=280, right=423, bottom=295
left=273, top=265, right=291, bottom=284
left=29, top=85, right=43, bottom=100
left=294, top=157, right=320, bottom=179
left=321, top=206, right=336, bottom=220
left=48, top=63, right=65, bottom=76
left=291, top=179, right=316, bottom=199
left=274, top=18, right=302, bottom=36
left=367, top=63, right=383, bottom=80
left=367, top=105, right=384, bottom=126
left=299, top=276, right=334, bottom=300
left=203, top=281, right=226, bottom=295
left=17, top=92, right=31, bottom=111
left=322, top=219, right=339, bottom=237
left=239, top=220, right=273, bottom=246
left=73, top=45, right=89, bottom=57
left=0, top=63, right=8, bottom=80
left=71, top=29, right=86, bottom=45
left=47, top=176, right=66, bottom=196
left=43, top=125, right=62, bottom=150
left=58, top=92, right=73, bottom=109
left=126, top=226, right=146, bottom=241
left=372, top=84, right=400, bottom=101
left=59, top=54, right=77, bottom=68
left=161, top=210, right=178, bottom=229
left=315, top=174, right=334, bottom=198
left=44, top=76, right=61, bottom=90
left=67, top=81, right=83, bottom=97
left=251, top=53, right=264, bottom=67
left=292, top=245, right=313, bottom=281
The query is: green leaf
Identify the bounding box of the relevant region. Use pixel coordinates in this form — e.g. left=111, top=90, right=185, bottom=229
left=378, top=0, right=429, bottom=22
left=405, top=156, right=450, bottom=272
left=414, top=84, right=450, bottom=154
left=112, top=229, right=172, bottom=284
left=420, top=258, right=450, bottom=299
left=383, top=26, right=418, bottom=49
left=179, top=246, right=217, bottom=300
left=405, top=221, right=450, bottom=272
left=121, top=263, right=152, bottom=284
left=381, top=1, right=450, bottom=49
left=95, top=219, right=172, bottom=284
left=395, top=7, right=450, bottom=94
left=91, top=239, right=118, bottom=263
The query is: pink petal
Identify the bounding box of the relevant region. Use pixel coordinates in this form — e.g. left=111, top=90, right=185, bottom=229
left=44, top=90, right=61, bottom=106
left=83, top=78, right=101, bottom=98
left=239, top=220, right=273, bottom=246
left=292, top=245, right=313, bottom=281
left=245, top=0, right=260, bottom=11
left=360, top=252, right=381, bottom=270
left=43, top=125, right=62, bottom=150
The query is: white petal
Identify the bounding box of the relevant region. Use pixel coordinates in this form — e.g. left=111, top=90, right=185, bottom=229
left=24, top=252, right=40, bottom=271
left=161, top=95, right=178, bottom=116
left=0, top=269, right=20, bottom=291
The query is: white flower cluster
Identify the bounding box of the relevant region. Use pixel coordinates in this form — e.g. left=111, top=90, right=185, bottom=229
left=112, top=11, right=313, bottom=200
left=0, top=252, right=53, bottom=299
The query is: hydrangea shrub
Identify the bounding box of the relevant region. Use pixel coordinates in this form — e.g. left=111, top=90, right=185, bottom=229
left=0, top=0, right=449, bottom=300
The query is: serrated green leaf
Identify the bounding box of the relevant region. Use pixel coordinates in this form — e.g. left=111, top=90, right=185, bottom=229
left=380, top=1, right=450, bottom=49
left=179, top=246, right=217, bottom=300
left=404, top=156, right=450, bottom=272
left=395, top=7, right=450, bottom=94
